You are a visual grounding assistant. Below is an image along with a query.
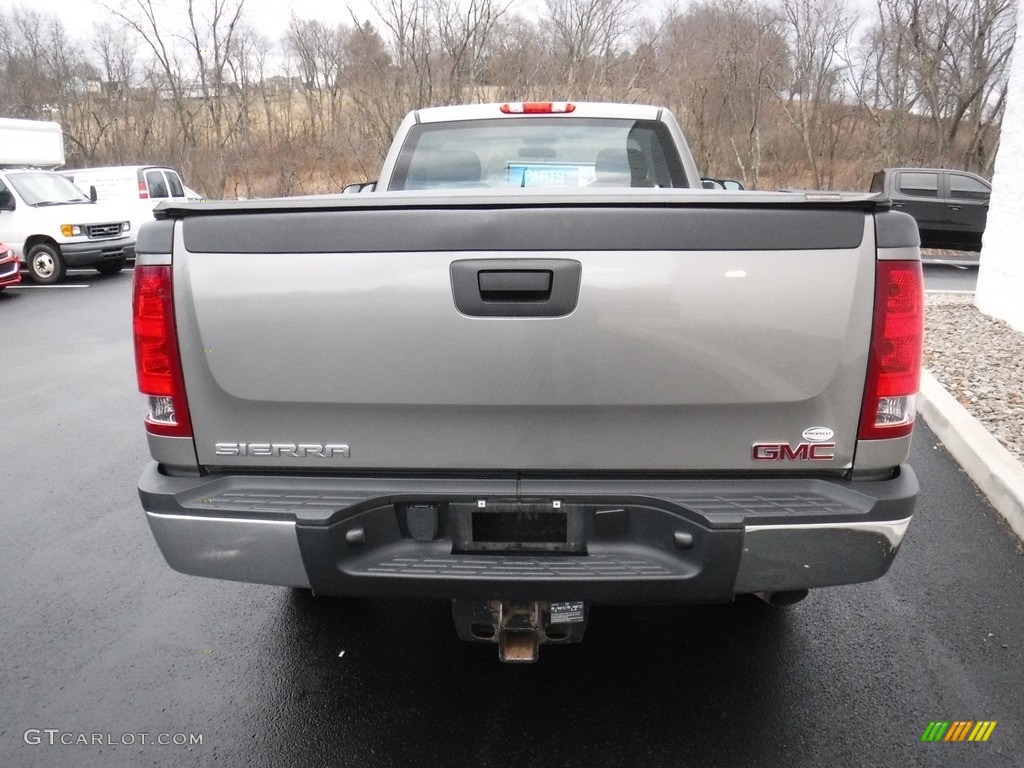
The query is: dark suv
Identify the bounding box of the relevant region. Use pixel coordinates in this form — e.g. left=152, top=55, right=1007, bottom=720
left=870, top=168, right=990, bottom=251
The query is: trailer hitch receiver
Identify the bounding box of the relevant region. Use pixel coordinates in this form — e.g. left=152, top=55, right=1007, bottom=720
left=451, top=599, right=588, bottom=662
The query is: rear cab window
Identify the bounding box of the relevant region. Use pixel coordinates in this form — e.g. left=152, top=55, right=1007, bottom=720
left=388, top=118, right=688, bottom=191
left=897, top=171, right=940, bottom=198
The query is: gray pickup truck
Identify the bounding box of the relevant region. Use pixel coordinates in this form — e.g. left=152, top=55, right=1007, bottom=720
left=134, top=102, right=923, bottom=662
left=870, top=167, right=990, bottom=252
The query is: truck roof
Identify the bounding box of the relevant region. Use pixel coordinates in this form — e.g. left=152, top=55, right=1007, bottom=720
left=63, top=165, right=170, bottom=175
left=878, top=166, right=990, bottom=178
left=412, top=102, right=665, bottom=124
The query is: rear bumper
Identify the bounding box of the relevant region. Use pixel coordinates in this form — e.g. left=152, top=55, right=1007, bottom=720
left=139, top=464, right=918, bottom=601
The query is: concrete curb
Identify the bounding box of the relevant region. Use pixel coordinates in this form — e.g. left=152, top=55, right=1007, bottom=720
left=921, top=259, right=979, bottom=268
left=917, top=369, right=1024, bottom=544
left=921, top=260, right=974, bottom=268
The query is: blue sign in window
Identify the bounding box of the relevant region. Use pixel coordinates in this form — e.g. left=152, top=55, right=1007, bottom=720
left=507, top=163, right=595, bottom=188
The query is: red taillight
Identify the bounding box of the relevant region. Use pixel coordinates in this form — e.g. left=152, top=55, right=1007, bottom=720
left=858, top=260, right=924, bottom=441
left=500, top=102, right=576, bottom=114
left=133, top=265, right=192, bottom=437
left=138, top=181, right=149, bottom=199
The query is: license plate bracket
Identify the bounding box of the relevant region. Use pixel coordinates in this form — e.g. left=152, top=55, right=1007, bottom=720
left=452, top=501, right=584, bottom=553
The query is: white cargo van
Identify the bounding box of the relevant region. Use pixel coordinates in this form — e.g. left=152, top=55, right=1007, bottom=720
left=62, top=165, right=197, bottom=235
left=0, top=118, right=135, bottom=284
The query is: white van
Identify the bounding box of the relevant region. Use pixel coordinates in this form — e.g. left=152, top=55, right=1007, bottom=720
left=62, top=166, right=198, bottom=235
left=0, top=119, right=136, bottom=284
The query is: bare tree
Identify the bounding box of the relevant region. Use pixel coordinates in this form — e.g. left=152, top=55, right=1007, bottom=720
left=221, top=24, right=275, bottom=197
left=62, top=22, right=141, bottom=164
left=102, top=0, right=249, bottom=195
left=850, top=0, right=1014, bottom=172
left=652, top=1, right=786, bottom=186
left=484, top=13, right=552, bottom=99
left=285, top=16, right=347, bottom=142
left=339, top=16, right=407, bottom=173
left=776, top=0, right=857, bottom=187
left=1, top=0, right=1014, bottom=196
left=433, top=0, right=511, bottom=102
left=906, top=0, right=1015, bottom=169
left=0, top=7, right=85, bottom=120
left=544, top=0, right=640, bottom=95
left=372, top=0, right=437, bottom=108
left=849, top=0, right=923, bottom=167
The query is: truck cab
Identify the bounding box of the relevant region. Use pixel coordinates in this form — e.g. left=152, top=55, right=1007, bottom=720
left=378, top=101, right=702, bottom=191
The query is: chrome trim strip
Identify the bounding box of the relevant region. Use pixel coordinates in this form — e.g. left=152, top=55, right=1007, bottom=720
left=135, top=252, right=172, bottom=266
left=744, top=516, right=912, bottom=546
left=877, top=245, right=920, bottom=262
left=146, top=433, right=199, bottom=473
left=734, top=516, right=913, bottom=593
left=145, top=511, right=311, bottom=588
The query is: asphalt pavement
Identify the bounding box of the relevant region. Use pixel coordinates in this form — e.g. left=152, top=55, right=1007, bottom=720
left=922, top=261, right=978, bottom=292
left=1, top=268, right=1021, bottom=768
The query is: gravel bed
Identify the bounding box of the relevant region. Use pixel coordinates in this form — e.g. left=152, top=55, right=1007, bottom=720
left=924, top=294, right=1024, bottom=465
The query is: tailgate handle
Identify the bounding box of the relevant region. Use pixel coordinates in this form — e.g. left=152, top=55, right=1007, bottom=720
left=451, top=259, right=581, bottom=318
left=478, top=270, right=552, bottom=302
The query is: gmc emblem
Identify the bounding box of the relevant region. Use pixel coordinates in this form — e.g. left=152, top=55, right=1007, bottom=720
left=752, top=442, right=836, bottom=461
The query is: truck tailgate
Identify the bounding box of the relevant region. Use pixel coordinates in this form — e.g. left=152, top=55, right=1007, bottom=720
left=167, top=196, right=878, bottom=473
